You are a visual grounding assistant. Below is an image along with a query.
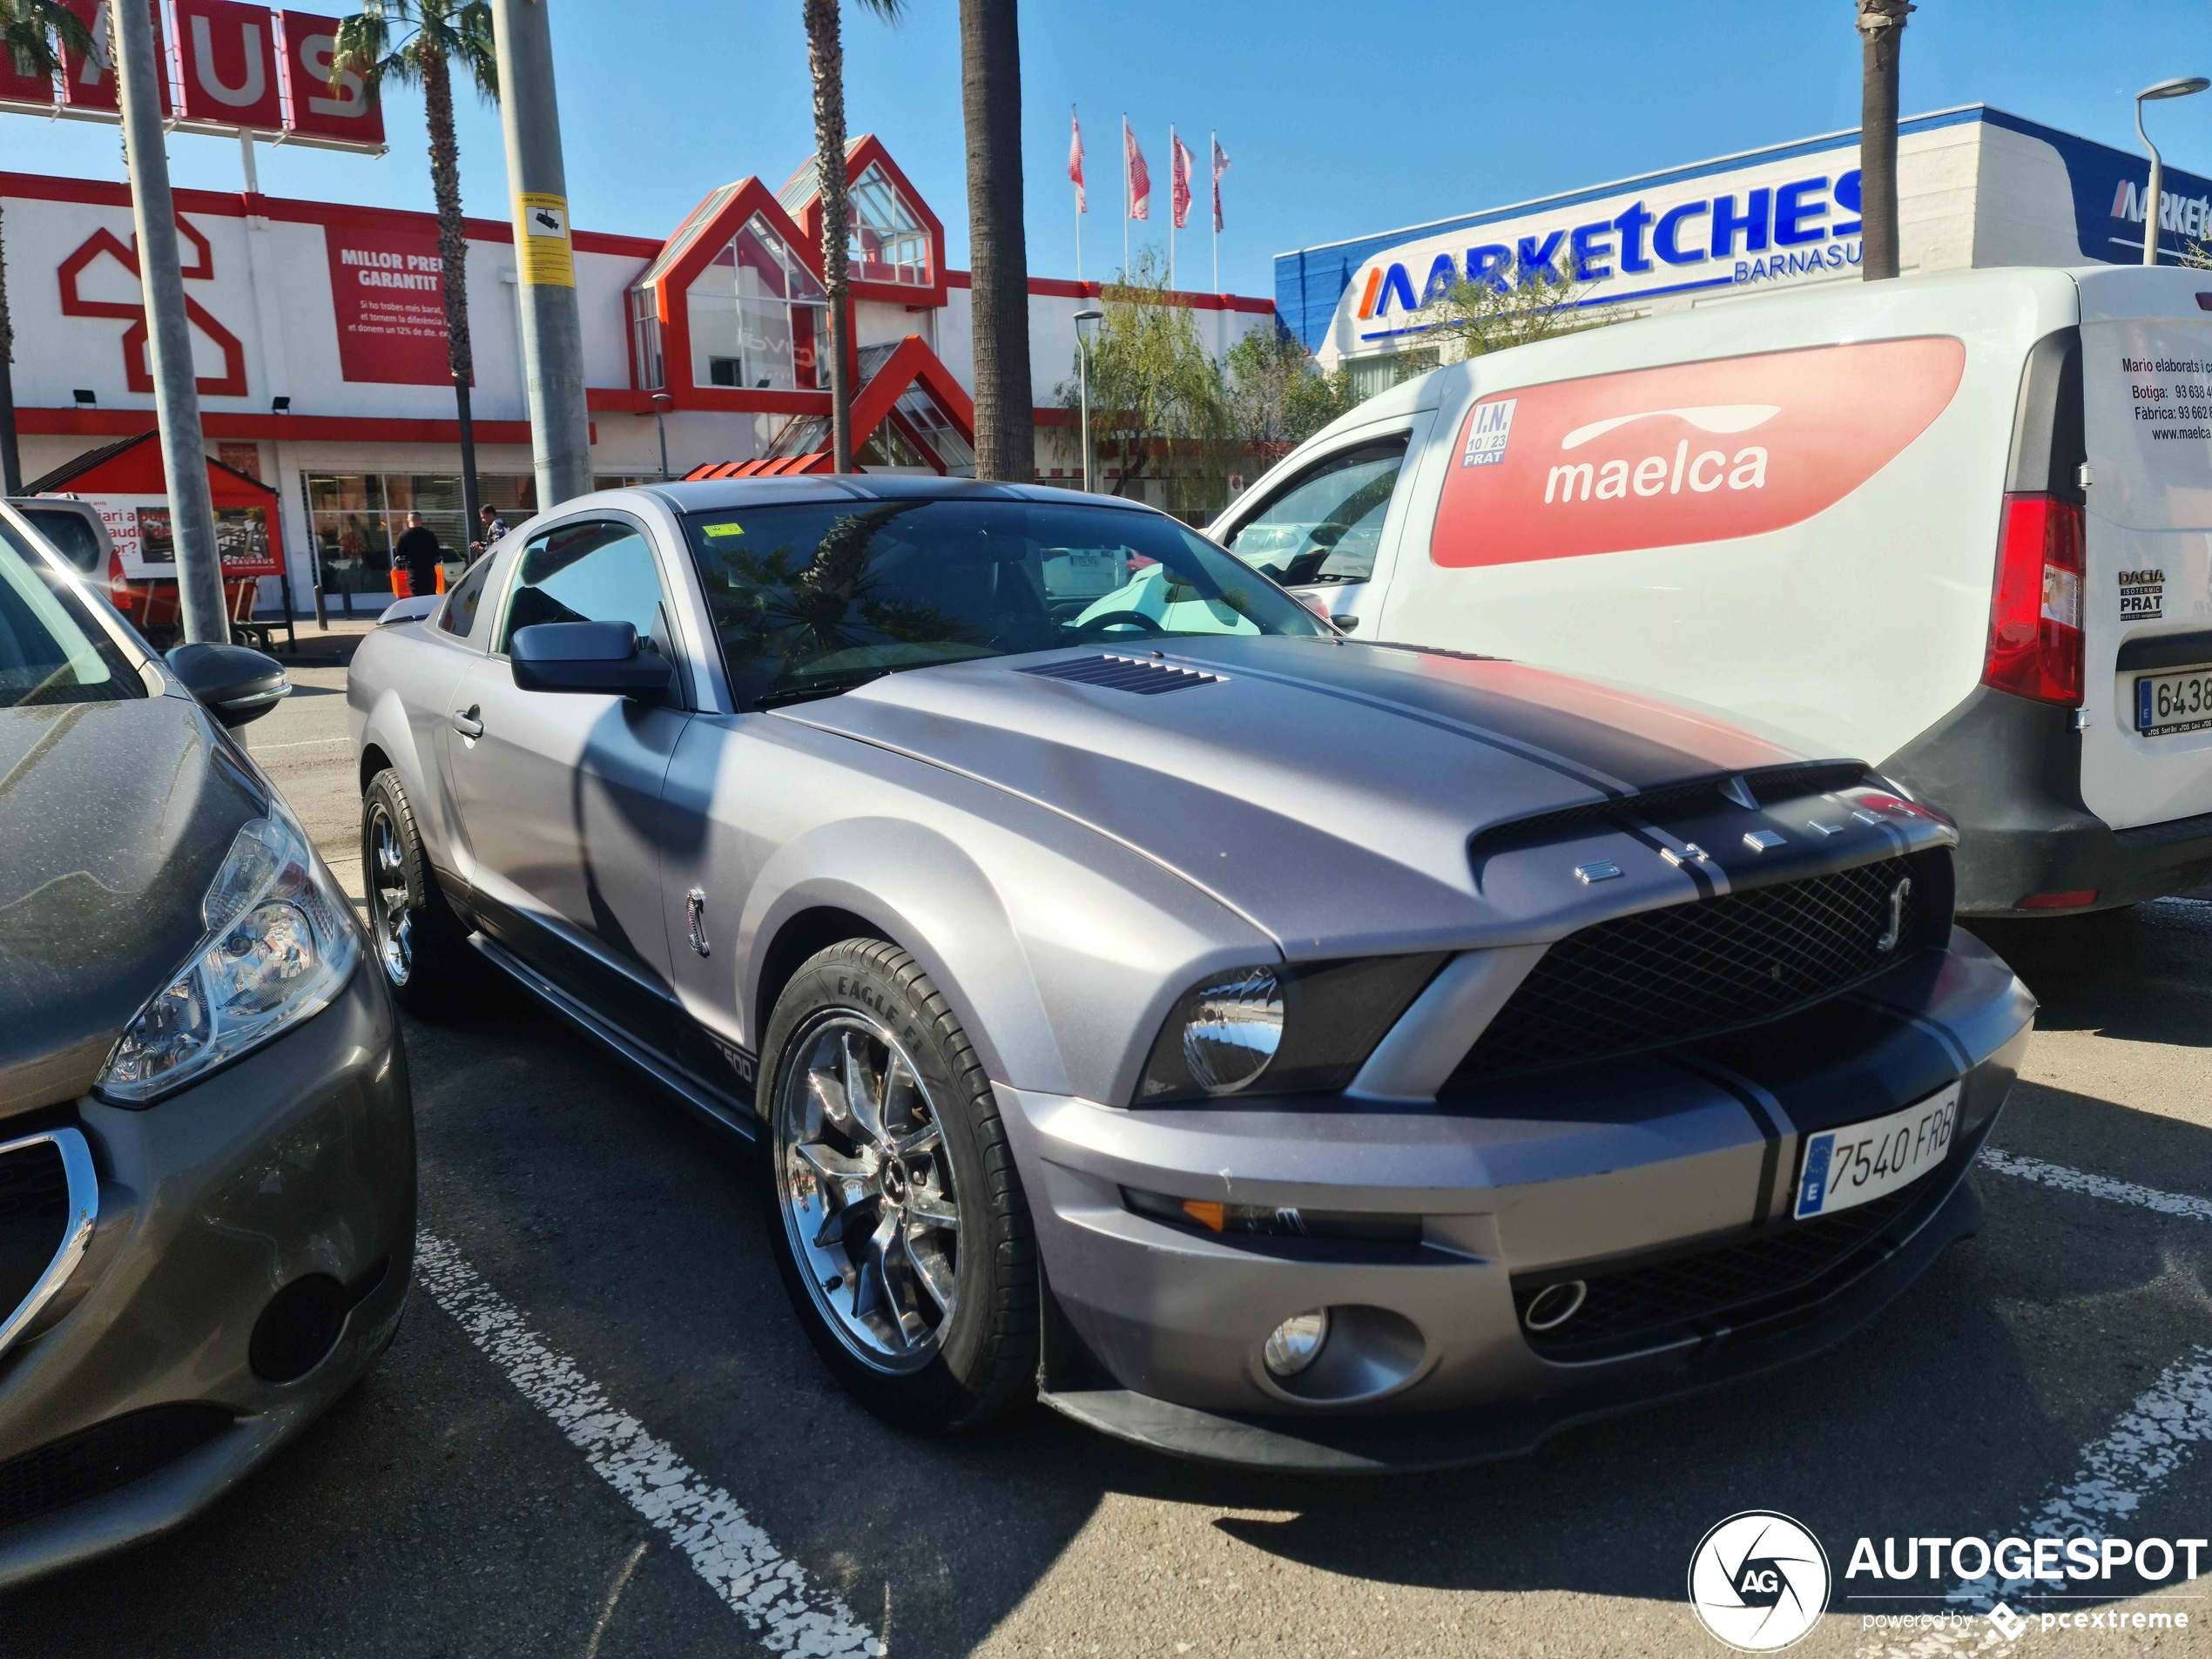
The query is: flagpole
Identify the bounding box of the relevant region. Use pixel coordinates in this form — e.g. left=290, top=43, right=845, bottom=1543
left=1073, top=104, right=1082, bottom=282
left=1169, top=123, right=1177, bottom=291
left=1211, top=128, right=1219, bottom=293
left=1122, top=113, right=1130, bottom=279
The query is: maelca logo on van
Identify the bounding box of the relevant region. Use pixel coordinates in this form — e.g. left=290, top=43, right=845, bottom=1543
left=1429, top=338, right=1966, bottom=570
left=1536, top=402, right=1778, bottom=502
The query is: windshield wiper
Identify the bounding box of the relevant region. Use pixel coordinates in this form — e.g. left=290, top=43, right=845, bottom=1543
left=752, top=667, right=898, bottom=711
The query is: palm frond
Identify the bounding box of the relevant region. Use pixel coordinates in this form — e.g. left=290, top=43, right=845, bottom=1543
left=0, top=0, right=93, bottom=78
left=329, top=10, right=411, bottom=98
left=449, top=1, right=498, bottom=103
left=850, top=0, right=906, bottom=18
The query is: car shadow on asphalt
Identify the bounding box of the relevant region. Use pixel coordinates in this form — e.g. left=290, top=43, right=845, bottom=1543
left=26, top=922, right=2209, bottom=1657
left=1966, top=901, right=2212, bottom=1047
left=381, top=967, right=2212, bottom=1649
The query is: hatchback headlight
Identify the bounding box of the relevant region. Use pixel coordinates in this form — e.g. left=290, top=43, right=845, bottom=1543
left=1136, top=954, right=1447, bottom=1103
left=98, top=808, right=361, bottom=1104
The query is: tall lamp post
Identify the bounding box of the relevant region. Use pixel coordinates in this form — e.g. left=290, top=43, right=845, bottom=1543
left=2136, top=77, right=2209, bottom=266
left=1074, top=306, right=1103, bottom=493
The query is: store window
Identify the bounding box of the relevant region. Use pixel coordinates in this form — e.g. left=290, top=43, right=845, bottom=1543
left=847, top=163, right=931, bottom=287
left=685, top=213, right=828, bottom=393
left=304, top=473, right=538, bottom=611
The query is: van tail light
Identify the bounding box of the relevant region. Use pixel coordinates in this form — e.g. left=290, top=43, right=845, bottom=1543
left=1982, top=492, right=2085, bottom=707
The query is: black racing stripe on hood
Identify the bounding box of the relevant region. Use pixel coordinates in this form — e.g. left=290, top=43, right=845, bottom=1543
left=1166, top=652, right=1635, bottom=797
left=1194, top=640, right=1800, bottom=791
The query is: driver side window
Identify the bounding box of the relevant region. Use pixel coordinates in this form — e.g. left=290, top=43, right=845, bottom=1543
left=1227, top=436, right=1408, bottom=588
left=497, top=519, right=676, bottom=660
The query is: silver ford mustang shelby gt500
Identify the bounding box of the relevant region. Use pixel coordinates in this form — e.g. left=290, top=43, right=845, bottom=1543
left=348, top=476, right=2032, bottom=1469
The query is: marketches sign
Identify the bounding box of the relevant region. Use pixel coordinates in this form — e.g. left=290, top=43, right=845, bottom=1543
left=0, top=1, right=384, bottom=153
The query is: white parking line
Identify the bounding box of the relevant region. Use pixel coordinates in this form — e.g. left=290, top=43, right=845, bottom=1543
left=1946, top=1344, right=2212, bottom=1609
left=413, top=1232, right=883, bottom=1657
left=247, top=735, right=353, bottom=752
left=1851, top=1150, right=2212, bottom=1653
left=1981, top=1147, right=2212, bottom=1225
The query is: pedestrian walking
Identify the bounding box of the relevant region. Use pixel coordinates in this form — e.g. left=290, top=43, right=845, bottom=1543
left=391, top=511, right=442, bottom=597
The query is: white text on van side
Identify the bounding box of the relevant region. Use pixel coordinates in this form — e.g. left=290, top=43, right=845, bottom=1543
left=1546, top=439, right=1769, bottom=502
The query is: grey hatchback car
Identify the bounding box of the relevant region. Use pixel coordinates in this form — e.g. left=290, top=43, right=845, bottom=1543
left=350, top=476, right=2032, bottom=1469
left=0, top=504, right=413, bottom=1576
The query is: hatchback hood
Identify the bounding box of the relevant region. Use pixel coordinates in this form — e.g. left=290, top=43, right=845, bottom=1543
left=0, top=693, right=266, bottom=1114
left=779, top=636, right=1831, bottom=954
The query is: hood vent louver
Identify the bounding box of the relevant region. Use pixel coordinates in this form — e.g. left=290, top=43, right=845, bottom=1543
left=1020, top=654, right=1226, bottom=695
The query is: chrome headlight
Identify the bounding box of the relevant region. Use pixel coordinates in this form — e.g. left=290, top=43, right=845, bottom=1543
left=1136, top=954, right=1447, bottom=1103
left=97, top=807, right=361, bottom=1104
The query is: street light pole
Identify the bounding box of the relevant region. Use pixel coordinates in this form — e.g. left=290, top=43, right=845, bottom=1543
left=489, top=0, right=594, bottom=508
left=652, top=392, right=673, bottom=481
left=1074, top=306, right=1102, bottom=494
left=2136, top=78, right=2209, bottom=267
left=115, top=0, right=226, bottom=644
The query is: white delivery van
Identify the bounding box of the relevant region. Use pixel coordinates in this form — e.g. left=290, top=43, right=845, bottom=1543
left=1211, top=265, right=2212, bottom=916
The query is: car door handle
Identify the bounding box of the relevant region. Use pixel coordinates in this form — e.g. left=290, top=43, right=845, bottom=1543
left=451, top=707, right=484, bottom=740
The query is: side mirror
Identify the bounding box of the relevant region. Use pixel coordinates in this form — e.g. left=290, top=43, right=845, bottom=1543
left=165, top=641, right=289, bottom=729
left=510, top=621, right=674, bottom=702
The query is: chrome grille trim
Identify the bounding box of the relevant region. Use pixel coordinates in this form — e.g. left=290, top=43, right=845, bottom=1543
left=0, top=1130, right=98, bottom=1362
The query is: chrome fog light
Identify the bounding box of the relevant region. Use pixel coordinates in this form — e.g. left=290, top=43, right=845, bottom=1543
left=1263, top=1309, right=1330, bottom=1377
left=1180, top=967, right=1284, bottom=1094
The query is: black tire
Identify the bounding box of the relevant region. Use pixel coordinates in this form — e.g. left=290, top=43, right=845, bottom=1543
left=759, top=939, right=1036, bottom=1432
left=360, top=767, right=468, bottom=1014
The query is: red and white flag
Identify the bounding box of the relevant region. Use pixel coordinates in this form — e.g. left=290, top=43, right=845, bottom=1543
left=1211, top=136, right=1231, bottom=233
left=1069, top=108, right=1086, bottom=213
left=1124, top=119, right=1150, bottom=220
left=1170, top=132, right=1196, bottom=230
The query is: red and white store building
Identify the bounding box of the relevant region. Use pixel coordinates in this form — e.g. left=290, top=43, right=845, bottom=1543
left=4, top=134, right=1273, bottom=611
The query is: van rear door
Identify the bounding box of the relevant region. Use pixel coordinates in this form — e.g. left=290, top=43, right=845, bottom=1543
left=2075, top=266, right=2212, bottom=833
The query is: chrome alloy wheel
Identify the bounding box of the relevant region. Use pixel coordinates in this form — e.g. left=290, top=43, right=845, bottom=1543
left=775, top=1011, right=961, bottom=1372
left=366, top=803, right=414, bottom=988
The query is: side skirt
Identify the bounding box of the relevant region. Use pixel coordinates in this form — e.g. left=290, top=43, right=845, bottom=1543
left=466, top=930, right=759, bottom=1150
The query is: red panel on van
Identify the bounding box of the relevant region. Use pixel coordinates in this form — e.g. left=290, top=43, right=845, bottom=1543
left=1430, top=337, right=1966, bottom=566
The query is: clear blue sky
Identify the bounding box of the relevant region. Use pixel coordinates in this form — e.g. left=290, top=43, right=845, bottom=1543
left=7, top=0, right=2211, bottom=297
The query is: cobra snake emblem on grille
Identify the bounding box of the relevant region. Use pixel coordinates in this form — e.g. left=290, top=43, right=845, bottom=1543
left=1876, top=876, right=1913, bottom=954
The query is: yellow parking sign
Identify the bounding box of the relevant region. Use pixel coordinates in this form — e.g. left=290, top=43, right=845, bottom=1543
left=515, top=192, right=574, bottom=287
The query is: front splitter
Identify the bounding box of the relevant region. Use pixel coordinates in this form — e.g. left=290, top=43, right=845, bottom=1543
left=1038, top=1169, right=1985, bottom=1474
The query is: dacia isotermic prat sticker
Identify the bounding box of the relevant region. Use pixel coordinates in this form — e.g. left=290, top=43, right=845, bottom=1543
left=1430, top=337, right=1966, bottom=566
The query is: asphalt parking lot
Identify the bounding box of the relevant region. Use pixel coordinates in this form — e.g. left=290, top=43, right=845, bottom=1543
left=4, top=635, right=2210, bottom=1659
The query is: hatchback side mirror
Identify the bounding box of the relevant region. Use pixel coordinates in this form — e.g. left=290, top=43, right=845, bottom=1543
left=509, top=621, right=674, bottom=702
left=165, top=641, right=290, bottom=729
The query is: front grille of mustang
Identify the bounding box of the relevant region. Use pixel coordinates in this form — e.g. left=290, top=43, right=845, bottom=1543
left=1444, top=855, right=1924, bottom=1088
left=1514, top=1174, right=1933, bottom=1363
left=0, top=1405, right=234, bottom=1534
left=0, top=1138, right=70, bottom=1327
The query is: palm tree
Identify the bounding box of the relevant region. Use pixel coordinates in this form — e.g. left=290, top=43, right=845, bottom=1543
left=802, top=0, right=903, bottom=475
left=1856, top=0, right=1912, bottom=281
left=332, top=0, right=496, bottom=540
left=0, top=0, right=94, bottom=495
left=958, top=0, right=1032, bottom=483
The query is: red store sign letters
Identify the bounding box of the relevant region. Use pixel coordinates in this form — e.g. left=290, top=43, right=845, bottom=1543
left=0, top=1, right=382, bottom=152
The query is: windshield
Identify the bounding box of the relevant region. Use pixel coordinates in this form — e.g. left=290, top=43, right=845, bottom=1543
left=0, top=516, right=142, bottom=708
left=679, top=497, right=1325, bottom=709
